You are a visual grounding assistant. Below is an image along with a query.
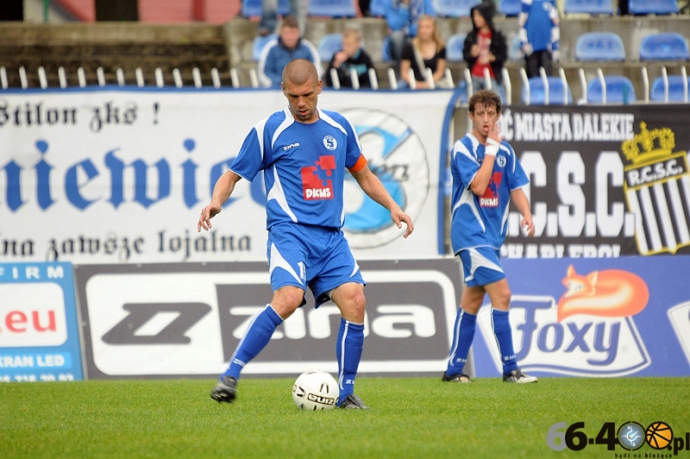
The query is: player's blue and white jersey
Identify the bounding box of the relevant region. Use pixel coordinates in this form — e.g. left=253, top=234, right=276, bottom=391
left=230, top=107, right=363, bottom=230
left=449, top=133, right=529, bottom=253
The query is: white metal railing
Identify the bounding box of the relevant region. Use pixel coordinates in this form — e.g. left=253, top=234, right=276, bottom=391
left=558, top=67, right=569, bottom=105
left=519, top=67, right=530, bottom=105
left=1, top=63, right=687, bottom=105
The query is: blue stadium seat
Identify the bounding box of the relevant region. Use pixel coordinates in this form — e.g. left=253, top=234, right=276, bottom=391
left=252, top=34, right=277, bottom=61
left=433, top=0, right=481, bottom=18
left=575, top=32, right=626, bottom=61
left=639, top=33, right=690, bottom=61
left=318, top=33, right=343, bottom=62
left=369, top=0, right=386, bottom=16
left=455, top=80, right=508, bottom=104
left=508, top=35, right=524, bottom=61
left=446, top=33, right=466, bottom=62
left=628, top=0, right=679, bottom=15
left=242, top=0, right=290, bottom=17
left=382, top=35, right=392, bottom=62
left=522, top=76, right=573, bottom=105
left=498, top=0, right=521, bottom=16
left=308, top=0, right=357, bottom=17
left=457, top=80, right=470, bottom=104
left=651, top=76, right=690, bottom=102
left=564, top=0, right=613, bottom=15
left=587, top=75, right=636, bottom=103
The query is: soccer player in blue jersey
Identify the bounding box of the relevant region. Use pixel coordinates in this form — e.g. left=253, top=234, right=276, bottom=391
left=198, top=59, right=414, bottom=409
left=442, top=89, right=537, bottom=384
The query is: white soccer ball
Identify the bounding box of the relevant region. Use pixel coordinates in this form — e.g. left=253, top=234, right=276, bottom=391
left=292, top=370, right=339, bottom=411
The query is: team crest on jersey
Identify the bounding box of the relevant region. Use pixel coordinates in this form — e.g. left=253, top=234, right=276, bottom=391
left=323, top=135, right=337, bottom=150
left=301, top=155, right=336, bottom=200
left=480, top=172, right=502, bottom=207
left=496, top=155, right=507, bottom=168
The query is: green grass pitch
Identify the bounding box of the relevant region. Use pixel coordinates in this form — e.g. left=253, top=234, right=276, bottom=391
left=1, top=377, right=689, bottom=458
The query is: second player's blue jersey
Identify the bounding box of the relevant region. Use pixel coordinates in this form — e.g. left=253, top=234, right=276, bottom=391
left=449, top=133, right=529, bottom=253
left=230, top=107, right=363, bottom=230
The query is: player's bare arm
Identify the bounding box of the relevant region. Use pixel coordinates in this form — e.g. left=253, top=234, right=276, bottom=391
left=197, top=170, right=242, bottom=232
left=350, top=164, right=414, bottom=238
left=510, top=187, right=535, bottom=237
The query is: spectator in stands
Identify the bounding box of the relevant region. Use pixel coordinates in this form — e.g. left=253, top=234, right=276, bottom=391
left=399, top=15, right=449, bottom=89
left=618, top=0, right=629, bottom=15
left=325, top=28, right=376, bottom=88
left=463, top=1, right=508, bottom=93
left=258, top=0, right=308, bottom=36
left=518, top=0, right=560, bottom=78
left=258, top=16, right=322, bottom=88
left=359, top=0, right=371, bottom=17
left=384, top=0, right=435, bottom=66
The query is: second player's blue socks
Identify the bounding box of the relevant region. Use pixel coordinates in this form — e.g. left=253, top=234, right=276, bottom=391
left=446, top=309, right=477, bottom=376
left=222, top=304, right=283, bottom=379
left=492, top=308, right=518, bottom=375
left=336, top=319, right=364, bottom=405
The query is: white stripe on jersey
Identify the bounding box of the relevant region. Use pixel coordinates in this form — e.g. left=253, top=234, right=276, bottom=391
left=272, top=108, right=295, bottom=150
left=467, top=247, right=503, bottom=281
left=269, top=242, right=303, bottom=285
left=501, top=202, right=510, bottom=235
left=452, top=188, right=486, bottom=234
left=254, top=116, right=269, bottom=163
left=318, top=109, right=348, bottom=135
left=267, top=167, right=298, bottom=222
left=452, top=137, right=478, bottom=164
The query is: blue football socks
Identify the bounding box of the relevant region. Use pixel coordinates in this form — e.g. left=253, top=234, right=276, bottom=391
left=492, top=309, right=518, bottom=375
left=222, top=304, right=283, bottom=380
left=336, top=319, right=364, bottom=405
left=446, top=309, right=477, bottom=376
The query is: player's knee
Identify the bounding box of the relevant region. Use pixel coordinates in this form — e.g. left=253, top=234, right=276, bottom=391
left=271, top=287, right=304, bottom=318
left=350, top=289, right=366, bottom=313
left=497, top=286, right=512, bottom=309
left=342, top=289, right=366, bottom=323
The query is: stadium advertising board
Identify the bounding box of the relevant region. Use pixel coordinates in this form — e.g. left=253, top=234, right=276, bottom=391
left=0, top=262, right=84, bottom=382
left=499, top=105, right=690, bottom=258
left=0, top=88, right=446, bottom=264
left=471, top=256, right=690, bottom=377
left=74, top=259, right=462, bottom=378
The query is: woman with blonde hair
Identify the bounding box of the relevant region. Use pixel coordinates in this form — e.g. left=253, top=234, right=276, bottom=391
left=399, top=15, right=448, bottom=89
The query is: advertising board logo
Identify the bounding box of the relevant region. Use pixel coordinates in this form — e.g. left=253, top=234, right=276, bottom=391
left=477, top=265, right=650, bottom=376
left=79, top=263, right=460, bottom=377
left=340, top=109, right=429, bottom=249
left=0, top=283, right=68, bottom=347
left=622, top=122, right=690, bottom=255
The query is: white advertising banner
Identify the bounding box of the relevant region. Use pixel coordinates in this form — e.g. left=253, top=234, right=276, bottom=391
left=0, top=88, right=449, bottom=264
left=74, top=260, right=463, bottom=378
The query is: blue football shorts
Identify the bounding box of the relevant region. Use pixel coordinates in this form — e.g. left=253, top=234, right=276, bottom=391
left=458, top=247, right=506, bottom=287
left=267, top=223, right=365, bottom=307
